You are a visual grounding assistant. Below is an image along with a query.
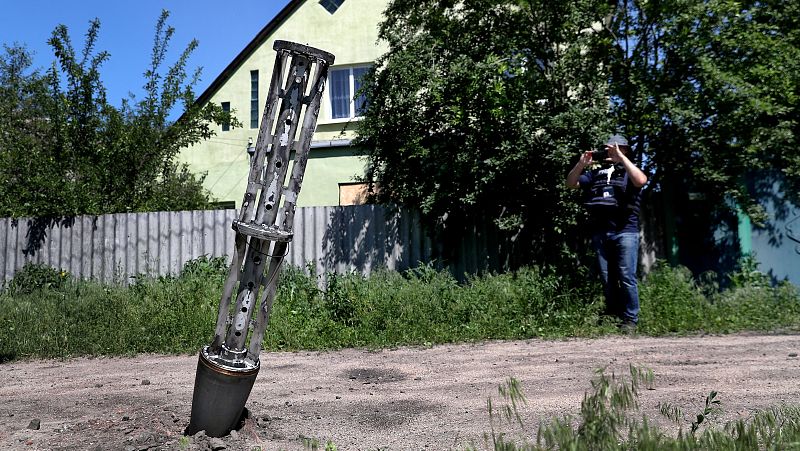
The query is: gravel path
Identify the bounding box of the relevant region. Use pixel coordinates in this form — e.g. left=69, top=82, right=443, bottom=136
left=1, top=333, right=799, bottom=450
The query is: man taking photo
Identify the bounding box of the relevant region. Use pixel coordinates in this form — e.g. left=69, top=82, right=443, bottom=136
left=565, top=134, right=648, bottom=332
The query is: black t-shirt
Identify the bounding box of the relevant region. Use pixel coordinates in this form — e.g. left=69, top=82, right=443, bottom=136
left=578, top=164, right=643, bottom=233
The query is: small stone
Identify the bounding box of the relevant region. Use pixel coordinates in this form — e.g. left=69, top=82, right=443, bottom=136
left=229, top=429, right=239, bottom=440
left=208, top=437, right=226, bottom=450
left=789, top=353, right=798, bottom=358
left=27, top=419, right=40, bottom=430
left=122, top=416, right=131, bottom=421
left=141, top=380, right=151, bottom=386
left=135, top=432, right=154, bottom=444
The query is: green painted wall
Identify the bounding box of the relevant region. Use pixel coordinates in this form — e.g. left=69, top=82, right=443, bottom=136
left=178, top=0, right=389, bottom=207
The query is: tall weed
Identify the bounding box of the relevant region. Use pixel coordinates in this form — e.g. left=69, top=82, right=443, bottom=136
left=479, top=367, right=800, bottom=450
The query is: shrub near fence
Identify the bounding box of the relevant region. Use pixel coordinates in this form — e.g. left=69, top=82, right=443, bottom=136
left=2, top=257, right=799, bottom=361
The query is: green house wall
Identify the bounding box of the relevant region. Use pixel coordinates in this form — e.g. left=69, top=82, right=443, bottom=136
left=178, top=0, right=389, bottom=207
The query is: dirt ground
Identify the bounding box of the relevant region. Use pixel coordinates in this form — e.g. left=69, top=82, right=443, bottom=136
left=1, top=333, right=799, bottom=450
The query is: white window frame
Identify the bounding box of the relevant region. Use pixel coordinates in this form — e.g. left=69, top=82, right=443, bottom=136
left=325, top=65, right=370, bottom=123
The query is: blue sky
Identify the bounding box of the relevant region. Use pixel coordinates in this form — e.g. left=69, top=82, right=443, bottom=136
left=0, top=1, right=292, bottom=109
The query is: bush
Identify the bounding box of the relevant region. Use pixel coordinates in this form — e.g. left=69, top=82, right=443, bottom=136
left=0, top=260, right=798, bottom=360
left=4, top=262, right=71, bottom=295
left=638, top=261, right=800, bottom=336
left=180, top=255, right=229, bottom=280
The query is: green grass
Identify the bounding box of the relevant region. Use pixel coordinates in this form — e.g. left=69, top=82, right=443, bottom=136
left=478, top=367, right=800, bottom=450
left=1, top=258, right=799, bottom=360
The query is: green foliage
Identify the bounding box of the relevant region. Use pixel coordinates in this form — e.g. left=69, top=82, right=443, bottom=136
left=359, top=0, right=800, bottom=272
left=4, top=262, right=71, bottom=295
left=357, top=0, right=614, bottom=269
left=691, top=391, right=721, bottom=436
left=180, top=254, right=229, bottom=280
left=638, top=261, right=800, bottom=336
left=606, top=0, right=800, bottom=221
left=0, top=261, right=798, bottom=360
left=480, top=367, right=800, bottom=450
left=727, top=254, right=771, bottom=289
left=0, top=11, right=238, bottom=218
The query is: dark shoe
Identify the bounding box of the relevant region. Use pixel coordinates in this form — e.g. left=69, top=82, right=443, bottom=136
left=619, top=321, right=637, bottom=335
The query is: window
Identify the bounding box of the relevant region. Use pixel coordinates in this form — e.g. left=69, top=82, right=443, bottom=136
left=319, top=0, right=345, bottom=14
left=329, top=66, right=370, bottom=120
left=339, top=182, right=374, bottom=206
left=221, top=102, right=230, bottom=132
left=250, top=70, right=259, bottom=129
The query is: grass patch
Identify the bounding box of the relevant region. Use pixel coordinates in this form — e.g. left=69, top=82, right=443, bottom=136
left=478, top=367, right=800, bottom=450
left=1, top=259, right=799, bottom=360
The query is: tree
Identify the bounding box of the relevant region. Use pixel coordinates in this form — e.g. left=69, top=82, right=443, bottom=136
left=359, top=0, right=800, bottom=272
left=0, top=44, right=55, bottom=217
left=356, top=0, right=615, bottom=268
left=0, top=10, right=236, bottom=218
left=604, top=0, right=800, bottom=267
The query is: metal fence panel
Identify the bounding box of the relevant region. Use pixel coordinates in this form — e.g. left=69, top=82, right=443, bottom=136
left=0, top=206, right=443, bottom=285
left=7, top=203, right=796, bottom=286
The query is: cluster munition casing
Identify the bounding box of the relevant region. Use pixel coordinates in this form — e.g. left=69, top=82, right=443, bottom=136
left=187, top=40, right=334, bottom=438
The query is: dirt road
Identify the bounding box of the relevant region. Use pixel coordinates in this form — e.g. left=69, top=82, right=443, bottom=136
left=1, top=333, right=799, bottom=450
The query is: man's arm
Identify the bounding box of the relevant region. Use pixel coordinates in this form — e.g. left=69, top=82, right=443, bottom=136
left=566, top=151, right=593, bottom=189
left=609, top=145, right=648, bottom=187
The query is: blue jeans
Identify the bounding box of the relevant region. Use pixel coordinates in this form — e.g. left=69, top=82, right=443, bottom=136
left=592, top=232, right=640, bottom=324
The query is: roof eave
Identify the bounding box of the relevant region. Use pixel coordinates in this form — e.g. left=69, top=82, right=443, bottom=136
left=193, top=0, right=306, bottom=109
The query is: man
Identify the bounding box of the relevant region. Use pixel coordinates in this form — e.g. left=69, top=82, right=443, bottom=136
left=565, top=134, right=648, bottom=331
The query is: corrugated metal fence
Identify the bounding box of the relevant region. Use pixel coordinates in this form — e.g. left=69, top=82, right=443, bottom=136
left=9, top=203, right=796, bottom=286
left=0, top=206, right=448, bottom=284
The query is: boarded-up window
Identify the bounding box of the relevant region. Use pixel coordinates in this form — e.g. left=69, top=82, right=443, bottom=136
left=338, top=182, right=374, bottom=206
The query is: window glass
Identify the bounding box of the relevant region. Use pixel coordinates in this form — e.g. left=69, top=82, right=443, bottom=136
left=329, top=69, right=350, bottom=119
left=319, top=0, right=345, bottom=14
left=221, top=102, right=230, bottom=132
left=328, top=66, right=372, bottom=120
left=250, top=70, right=259, bottom=129
left=352, top=66, right=369, bottom=117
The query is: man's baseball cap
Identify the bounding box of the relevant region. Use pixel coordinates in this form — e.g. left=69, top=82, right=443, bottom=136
left=605, top=134, right=629, bottom=147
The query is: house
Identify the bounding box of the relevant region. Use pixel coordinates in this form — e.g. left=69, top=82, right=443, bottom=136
left=178, top=0, right=389, bottom=208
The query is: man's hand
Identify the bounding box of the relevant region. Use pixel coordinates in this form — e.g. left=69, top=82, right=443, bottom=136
left=608, top=143, right=625, bottom=163
left=579, top=151, right=593, bottom=167
left=566, top=151, right=594, bottom=189
left=609, top=143, right=648, bottom=187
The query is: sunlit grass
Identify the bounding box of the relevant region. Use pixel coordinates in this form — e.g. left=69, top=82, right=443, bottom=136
left=1, top=259, right=798, bottom=360
left=478, top=367, right=800, bottom=450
